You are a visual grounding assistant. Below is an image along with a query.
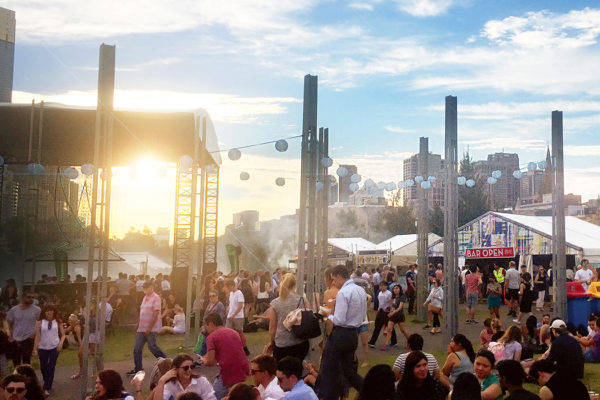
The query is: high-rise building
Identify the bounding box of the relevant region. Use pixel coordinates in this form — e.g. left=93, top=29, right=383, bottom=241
left=233, top=210, right=259, bottom=231
left=519, top=169, right=544, bottom=205
left=402, top=152, right=444, bottom=209
left=0, top=7, right=15, bottom=103
left=473, top=152, right=520, bottom=209
left=338, top=164, right=357, bottom=203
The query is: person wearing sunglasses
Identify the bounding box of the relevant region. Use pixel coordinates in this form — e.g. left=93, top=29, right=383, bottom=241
left=154, top=354, right=216, bottom=400
left=250, top=355, right=284, bottom=400
left=1, top=375, right=28, bottom=400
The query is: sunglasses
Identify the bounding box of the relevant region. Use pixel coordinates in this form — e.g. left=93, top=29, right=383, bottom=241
left=179, top=365, right=193, bottom=371
left=6, top=388, right=25, bottom=394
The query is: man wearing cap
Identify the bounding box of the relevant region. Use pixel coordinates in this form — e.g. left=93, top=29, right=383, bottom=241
left=127, top=281, right=167, bottom=375
left=546, top=319, right=584, bottom=379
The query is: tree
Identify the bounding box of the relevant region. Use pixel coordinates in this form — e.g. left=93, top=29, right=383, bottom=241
left=458, top=151, right=490, bottom=226
left=374, top=206, right=416, bottom=239
left=429, top=203, right=444, bottom=236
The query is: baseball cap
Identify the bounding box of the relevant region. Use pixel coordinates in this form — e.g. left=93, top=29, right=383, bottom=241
left=550, top=319, right=566, bottom=329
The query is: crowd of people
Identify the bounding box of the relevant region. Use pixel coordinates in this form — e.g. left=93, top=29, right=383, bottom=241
left=0, top=259, right=598, bottom=400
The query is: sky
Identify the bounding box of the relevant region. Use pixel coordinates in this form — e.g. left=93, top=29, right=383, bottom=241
left=4, top=0, right=600, bottom=238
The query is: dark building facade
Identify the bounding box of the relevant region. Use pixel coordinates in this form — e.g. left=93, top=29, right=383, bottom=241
left=0, top=7, right=15, bottom=103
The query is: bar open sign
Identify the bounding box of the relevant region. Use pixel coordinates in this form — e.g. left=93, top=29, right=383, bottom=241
left=465, top=247, right=515, bottom=259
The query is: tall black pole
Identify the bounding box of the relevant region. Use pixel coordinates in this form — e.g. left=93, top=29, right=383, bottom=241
left=552, top=111, right=567, bottom=319
left=297, top=75, right=317, bottom=294
left=417, top=137, right=429, bottom=321
left=443, top=95, right=459, bottom=347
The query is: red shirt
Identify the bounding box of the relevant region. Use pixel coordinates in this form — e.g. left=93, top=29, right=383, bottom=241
left=465, top=273, right=481, bottom=294
left=206, top=327, right=249, bottom=386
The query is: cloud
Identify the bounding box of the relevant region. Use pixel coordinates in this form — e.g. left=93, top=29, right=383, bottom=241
left=12, top=89, right=301, bottom=124
left=481, top=8, right=600, bottom=49
left=564, top=145, right=600, bottom=157
left=349, top=2, right=374, bottom=11
left=393, top=0, right=454, bottom=17
left=384, top=125, right=413, bottom=133
left=335, top=151, right=414, bottom=183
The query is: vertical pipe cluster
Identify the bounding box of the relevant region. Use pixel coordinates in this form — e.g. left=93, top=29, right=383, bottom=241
left=551, top=111, right=567, bottom=319
left=443, top=95, right=459, bottom=347
left=417, top=137, right=429, bottom=321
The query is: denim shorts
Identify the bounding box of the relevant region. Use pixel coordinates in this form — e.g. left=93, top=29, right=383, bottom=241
left=467, top=292, right=478, bottom=308
left=357, top=323, right=369, bottom=334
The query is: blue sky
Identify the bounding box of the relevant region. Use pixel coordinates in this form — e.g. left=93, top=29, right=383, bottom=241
left=4, top=0, right=600, bottom=236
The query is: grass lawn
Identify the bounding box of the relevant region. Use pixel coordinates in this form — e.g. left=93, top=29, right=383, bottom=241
left=51, top=306, right=600, bottom=394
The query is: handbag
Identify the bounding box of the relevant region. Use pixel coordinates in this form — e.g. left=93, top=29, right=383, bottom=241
left=286, top=297, right=321, bottom=340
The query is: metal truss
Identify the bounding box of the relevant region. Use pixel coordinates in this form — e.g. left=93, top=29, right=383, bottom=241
left=202, top=166, right=219, bottom=265
left=173, top=164, right=194, bottom=269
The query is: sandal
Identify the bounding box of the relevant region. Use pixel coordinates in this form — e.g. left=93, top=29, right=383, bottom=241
left=430, top=328, right=436, bottom=334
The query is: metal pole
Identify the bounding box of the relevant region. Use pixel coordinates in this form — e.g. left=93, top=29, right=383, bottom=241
left=306, top=127, right=318, bottom=300
left=551, top=111, right=567, bottom=319
left=443, top=95, right=459, bottom=347
left=315, top=128, right=324, bottom=297
left=195, top=117, right=208, bottom=334
left=297, top=75, right=318, bottom=295
left=319, top=129, right=329, bottom=294
left=416, top=137, right=429, bottom=321
left=185, top=121, right=200, bottom=345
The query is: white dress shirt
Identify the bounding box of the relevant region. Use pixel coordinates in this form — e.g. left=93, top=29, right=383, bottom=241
left=258, top=377, right=285, bottom=400
left=163, top=377, right=216, bottom=400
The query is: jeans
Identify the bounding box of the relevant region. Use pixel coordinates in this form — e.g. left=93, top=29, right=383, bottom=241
left=368, top=310, right=396, bottom=346
left=38, top=348, right=59, bottom=390
left=12, top=338, right=34, bottom=367
left=213, top=376, right=230, bottom=400
left=373, top=285, right=380, bottom=311
left=133, top=332, right=166, bottom=371
left=584, top=350, right=599, bottom=363
left=320, top=327, right=363, bottom=400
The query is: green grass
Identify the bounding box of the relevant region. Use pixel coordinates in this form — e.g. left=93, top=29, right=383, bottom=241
left=52, top=306, right=600, bottom=393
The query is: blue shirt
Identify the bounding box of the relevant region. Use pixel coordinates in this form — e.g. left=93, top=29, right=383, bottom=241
left=285, top=380, right=318, bottom=400
left=328, top=279, right=367, bottom=328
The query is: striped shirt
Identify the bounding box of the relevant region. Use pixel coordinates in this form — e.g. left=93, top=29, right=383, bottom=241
left=393, top=351, right=439, bottom=375
left=137, top=292, right=162, bottom=332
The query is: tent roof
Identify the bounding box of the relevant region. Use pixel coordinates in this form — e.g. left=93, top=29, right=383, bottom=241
left=328, top=238, right=376, bottom=254
left=0, top=103, right=221, bottom=166
left=429, top=211, right=600, bottom=255
left=377, top=233, right=442, bottom=251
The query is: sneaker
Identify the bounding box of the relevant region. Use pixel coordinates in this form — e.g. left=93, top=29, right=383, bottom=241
left=380, top=344, right=391, bottom=351
left=465, top=320, right=471, bottom=324
left=368, top=343, right=375, bottom=349
left=512, top=319, right=520, bottom=323
left=126, top=369, right=138, bottom=376
left=422, top=324, right=431, bottom=330
left=44, top=391, right=50, bottom=397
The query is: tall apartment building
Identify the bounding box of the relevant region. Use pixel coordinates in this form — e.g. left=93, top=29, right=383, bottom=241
left=473, top=152, right=520, bottom=209
left=338, top=164, right=358, bottom=203
left=519, top=169, right=544, bottom=205
left=0, top=7, right=15, bottom=102
left=402, top=152, right=444, bottom=209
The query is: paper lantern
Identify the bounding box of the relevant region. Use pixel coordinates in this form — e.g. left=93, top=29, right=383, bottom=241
left=457, top=176, right=467, bottom=185
left=364, top=179, right=375, bottom=188
left=398, top=181, right=406, bottom=189
left=275, top=177, right=285, bottom=186
left=466, top=179, right=475, bottom=188
left=81, top=163, right=94, bottom=176
left=228, top=148, right=241, bottom=161
left=414, top=175, right=423, bottom=183
left=179, top=155, right=193, bottom=170
left=336, top=166, right=348, bottom=177
left=240, top=172, right=250, bottom=181
left=487, top=177, right=497, bottom=185
left=321, top=157, right=333, bottom=168
left=350, top=173, right=361, bottom=183
left=538, top=161, right=548, bottom=170
left=275, top=139, right=288, bottom=152
left=421, top=180, right=431, bottom=189
left=64, top=167, right=79, bottom=180
left=492, top=170, right=502, bottom=179
left=513, top=170, right=522, bottom=179
left=428, top=176, right=436, bottom=183
left=349, top=183, right=359, bottom=192
left=527, top=162, right=537, bottom=171
left=376, top=181, right=386, bottom=190
left=386, top=182, right=397, bottom=191
left=28, top=163, right=45, bottom=175
left=405, top=179, right=415, bottom=187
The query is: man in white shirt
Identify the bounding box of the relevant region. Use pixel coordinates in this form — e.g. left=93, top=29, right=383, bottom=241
left=504, top=261, right=521, bottom=317
left=223, top=279, right=249, bottom=356
left=574, top=259, right=594, bottom=291
left=250, top=354, right=285, bottom=400
left=367, top=281, right=396, bottom=348
left=372, top=268, right=382, bottom=311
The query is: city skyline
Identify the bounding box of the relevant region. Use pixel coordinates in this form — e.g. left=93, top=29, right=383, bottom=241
left=2, top=1, right=600, bottom=237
